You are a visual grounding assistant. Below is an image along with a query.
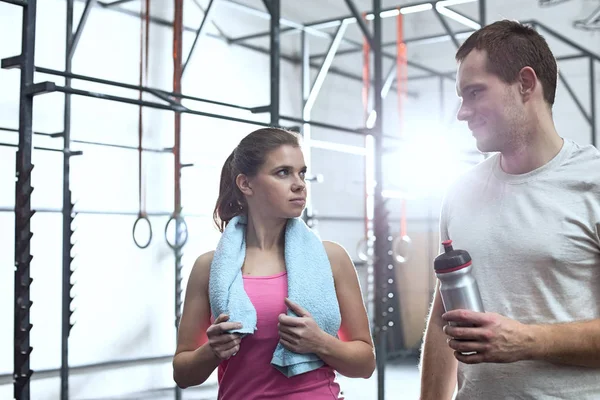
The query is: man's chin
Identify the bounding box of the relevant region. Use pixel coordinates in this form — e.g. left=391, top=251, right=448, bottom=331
left=474, top=138, right=496, bottom=154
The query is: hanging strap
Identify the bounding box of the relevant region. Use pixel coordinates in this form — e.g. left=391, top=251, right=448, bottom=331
left=362, top=12, right=370, bottom=242
left=133, top=0, right=153, bottom=249
left=397, top=10, right=408, bottom=239
left=392, top=10, right=412, bottom=265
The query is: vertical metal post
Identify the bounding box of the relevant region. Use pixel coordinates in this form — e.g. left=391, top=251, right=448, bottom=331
left=61, top=2, right=76, bottom=399
left=14, top=0, right=37, bottom=399
left=270, top=0, right=280, bottom=126
left=301, top=30, right=314, bottom=223
left=372, top=1, right=386, bottom=399
left=591, top=57, right=596, bottom=147
left=478, top=0, right=486, bottom=27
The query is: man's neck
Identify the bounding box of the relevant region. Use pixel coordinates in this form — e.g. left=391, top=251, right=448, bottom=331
left=500, top=115, right=563, bottom=175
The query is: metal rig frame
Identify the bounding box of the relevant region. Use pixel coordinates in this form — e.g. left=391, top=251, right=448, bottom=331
left=1, top=0, right=598, bottom=399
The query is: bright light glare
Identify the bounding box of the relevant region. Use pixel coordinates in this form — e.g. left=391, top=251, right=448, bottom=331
left=386, top=131, right=475, bottom=198
left=436, top=4, right=481, bottom=30
left=401, top=4, right=433, bottom=14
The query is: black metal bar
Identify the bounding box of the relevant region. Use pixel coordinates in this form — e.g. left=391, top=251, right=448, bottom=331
left=43, top=83, right=273, bottom=128
left=1, top=0, right=28, bottom=5
left=0, top=142, right=67, bottom=153
left=182, top=0, right=217, bottom=76
left=557, top=54, right=588, bottom=61
left=269, top=0, right=280, bottom=126
left=68, top=0, right=96, bottom=60
left=280, top=115, right=364, bottom=135
left=228, top=29, right=294, bottom=44
left=0, top=354, right=175, bottom=384
left=479, top=0, right=485, bottom=26
left=98, top=0, right=135, bottom=6
left=528, top=20, right=600, bottom=62
left=32, top=66, right=256, bottom=111
left=0, top=206, right=210, bottom=218
left=261, top=0, right=271, bottom=14
left=343, top=0, right=374, bottom=48
left=62, top=1, right=75, bottom=397
left=0, top=127, right=172, bottom=153
left=434, top=8, right=459, bottom=48
left=558, top=71, right=592, bottom=124
left=14, top=0, right=36, bottom=398
left=372, top=1, right=386, bottom=398
left=591, top=58, right=596, bottom=147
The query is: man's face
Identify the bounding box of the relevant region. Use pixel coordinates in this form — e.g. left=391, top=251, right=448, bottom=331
left=456, top=49, right=525, bottom=153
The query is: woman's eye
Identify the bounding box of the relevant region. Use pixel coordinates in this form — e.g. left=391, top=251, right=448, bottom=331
left=277, top=169, right=289, bottom=176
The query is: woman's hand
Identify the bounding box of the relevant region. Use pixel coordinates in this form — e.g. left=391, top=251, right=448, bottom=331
left=278, top=298, right=328, bottom=354
left=206, top=314, right=243, bottom=360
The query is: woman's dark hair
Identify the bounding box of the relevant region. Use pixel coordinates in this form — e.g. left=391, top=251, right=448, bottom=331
left=213, top=128, right=301, bottom=232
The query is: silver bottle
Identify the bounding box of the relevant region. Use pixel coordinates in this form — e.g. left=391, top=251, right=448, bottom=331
left=434, top=240, right=484, bottom=326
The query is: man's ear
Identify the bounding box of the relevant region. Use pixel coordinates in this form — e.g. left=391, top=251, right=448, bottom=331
left=518, top=66, right=537, bottom=102
left=236, top=174, right=253, bottom=196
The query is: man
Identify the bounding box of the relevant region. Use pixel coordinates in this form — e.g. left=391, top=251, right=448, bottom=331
left=419, top=20, right=600, bottom=399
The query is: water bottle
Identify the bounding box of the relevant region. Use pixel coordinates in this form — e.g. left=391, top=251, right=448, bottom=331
left=434, top=239, right=484, bottom=326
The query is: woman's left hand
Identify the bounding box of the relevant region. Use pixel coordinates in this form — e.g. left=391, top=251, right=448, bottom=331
left=278, top=298, right=327, bottom=354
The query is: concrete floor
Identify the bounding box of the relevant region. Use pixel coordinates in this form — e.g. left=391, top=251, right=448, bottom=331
left=99, top=359, right=421, bottom=400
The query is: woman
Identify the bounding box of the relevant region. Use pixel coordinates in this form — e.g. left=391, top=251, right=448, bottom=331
left=172, top=128, right=375, bottom=399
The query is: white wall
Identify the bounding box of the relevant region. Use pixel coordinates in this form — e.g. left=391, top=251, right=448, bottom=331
left=0, top=0, right=599, bottom=399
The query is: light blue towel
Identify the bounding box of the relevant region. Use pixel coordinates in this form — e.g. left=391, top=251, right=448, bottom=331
left=208, top=215, right=342, bottom=378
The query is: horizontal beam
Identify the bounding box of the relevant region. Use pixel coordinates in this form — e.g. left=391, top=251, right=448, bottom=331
left=97, top=0, right=134, bottom=7
left=49, top=83, right=274, bottom=127
left=0, top=126, right=172, bottom=153
left=0, top=142, right=67, bottom=153
left=31, top=66, right=256, bottom=111
left=0, top=206, right=210, bottom=218
left=280, top=115, right=366, bottom=135
left=0, top=355, right=173, bottom=385
left=556, top=54, right=591, bottom=62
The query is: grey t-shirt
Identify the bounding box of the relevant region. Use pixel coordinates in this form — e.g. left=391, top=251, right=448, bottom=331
left=440, top=138, right=600, bottom=399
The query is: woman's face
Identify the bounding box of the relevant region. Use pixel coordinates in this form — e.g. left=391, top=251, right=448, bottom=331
left=240, top=145, right=307, bottom=220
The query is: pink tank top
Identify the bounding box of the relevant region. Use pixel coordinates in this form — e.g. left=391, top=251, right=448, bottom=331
left=216, top=271, right=343, bottom=400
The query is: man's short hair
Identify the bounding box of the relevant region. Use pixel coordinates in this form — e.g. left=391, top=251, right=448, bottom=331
left=456, top=20, right=558, bottom=106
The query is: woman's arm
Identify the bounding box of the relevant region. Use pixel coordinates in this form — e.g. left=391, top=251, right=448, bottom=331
left=315, top=240, right=376, bottom=378
left=172, top=251, right=242, bottom=388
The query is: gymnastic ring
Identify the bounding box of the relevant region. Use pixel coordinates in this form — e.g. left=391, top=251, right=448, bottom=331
left=133, top=214, right=153, bottom=249
left=392, top=234, right=412, bottom=264
left=356, top=237, right=371, bottom=261
left=165, top=214, right=189, bottom=250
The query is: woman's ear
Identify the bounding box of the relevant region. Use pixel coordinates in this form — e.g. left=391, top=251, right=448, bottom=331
left=236, top=174, right=253, bottom=197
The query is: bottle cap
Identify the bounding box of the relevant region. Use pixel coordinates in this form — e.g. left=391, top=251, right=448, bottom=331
left=434, top=240, right=472, bottom=273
